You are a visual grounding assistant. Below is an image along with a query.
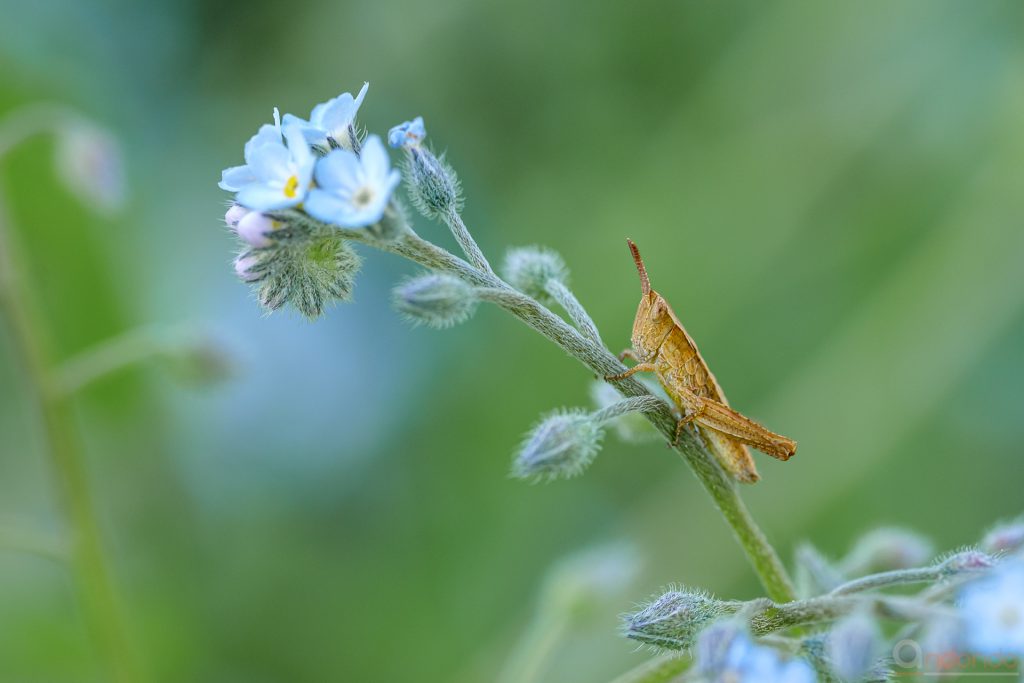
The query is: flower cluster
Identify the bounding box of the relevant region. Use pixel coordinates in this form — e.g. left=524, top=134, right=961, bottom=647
left=218, top=83, right=408, bottom=318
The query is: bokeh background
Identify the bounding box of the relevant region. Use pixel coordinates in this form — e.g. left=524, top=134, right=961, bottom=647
left=2, top=0, right=1023, bottom=680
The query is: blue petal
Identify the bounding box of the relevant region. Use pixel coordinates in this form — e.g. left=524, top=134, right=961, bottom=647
left=244, top=123, right=282, bottom=164
left=315, top=149, right=363, bottom=193
left=237, top=183, right=297, bottom=212
left=305, top=188, right=359, bottom=226
left=360, top=135, right=391, bottom=182
left=248, top=142, right=291, bottom=183
left=219, top=165, right=254, bottom=192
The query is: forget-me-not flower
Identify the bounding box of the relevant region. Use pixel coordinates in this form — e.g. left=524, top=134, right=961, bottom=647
left=388, top=116, right=426, bottom=149
left=305, top=134, right=399, bottom=228
left=224, top=124, right=315, bottom=212
left=960, top=560, right=1024, bottom=656
left=283, top=82, right=369, bottom=148
left=695, top=624, right=816, bottom=683
left=219, top=109, right=283, bottom=192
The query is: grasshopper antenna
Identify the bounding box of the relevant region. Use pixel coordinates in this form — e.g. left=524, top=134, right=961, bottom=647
left=626, top=238, right=651, bottom=295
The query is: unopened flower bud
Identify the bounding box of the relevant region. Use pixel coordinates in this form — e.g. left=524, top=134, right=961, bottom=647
left=388, top=116, right=426, bottom=149
left=623, top=588, right=735, bottom=651
left=234, top=254, right=261, bottom=282
left=511, top=409, right=603, bottom=481
left=981, top=519, right=1024, bottom=556
left=827, top=610, right=883, bottom=682
left=404, top=145, right=462, bottom=219
left=841, top=528, right=934, bottom=575
left=225, top=204, right=249, bottom=229
left=502, top=246, right=569, bottom=306
left=392, top=272, right=477, bottom=328
left=236, top=212, right=279, bottom=248
left=938, top=548, right=994, bottom=577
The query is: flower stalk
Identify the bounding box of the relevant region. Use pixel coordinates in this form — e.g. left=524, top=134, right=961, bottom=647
left=1, top=109, right=141, bottom=679
left=325, top=220, right=797, bottom=603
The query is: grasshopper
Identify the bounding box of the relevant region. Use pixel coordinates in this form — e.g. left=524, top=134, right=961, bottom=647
left=605, top=240, right=796, bottom=483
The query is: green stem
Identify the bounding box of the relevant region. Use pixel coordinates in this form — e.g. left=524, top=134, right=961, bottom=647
left=0, top=193, right=141, bottom=681
left=829, top=566, right=941, bottom=596
left=343, top=227, right=796, bottom=603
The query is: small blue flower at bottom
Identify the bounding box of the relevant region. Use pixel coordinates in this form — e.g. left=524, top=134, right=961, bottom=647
left=960, top=560, right=1024, bottom=656
left=696, top=624, right=816, bottom=683
left=388, top=116, right=426, bottom=149
left=305, top=135, right=400, bottom=228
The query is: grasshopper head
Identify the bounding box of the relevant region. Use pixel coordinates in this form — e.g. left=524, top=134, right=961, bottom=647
left=627, top=239, right=674, bottom=361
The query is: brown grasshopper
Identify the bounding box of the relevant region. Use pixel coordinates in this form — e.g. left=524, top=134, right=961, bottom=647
left=605, top=239, right=796, bottom=483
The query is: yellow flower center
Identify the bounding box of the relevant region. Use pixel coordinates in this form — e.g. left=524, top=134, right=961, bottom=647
left=283, top=175, right=299, bottom=198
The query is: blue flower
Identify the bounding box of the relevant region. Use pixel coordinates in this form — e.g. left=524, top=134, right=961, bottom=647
left=388, top=116, right=426, bottom=149
left=696, top=624, right=816, bottom=683
left=283, top=82, right=369, bottom=148
left=224, top=124, right=315, bottom=212
left=960, top=560, right=1024, bottom=656
left=305, top=135, right=400, bottom=228
left=218, top=109, right=283, bottom=192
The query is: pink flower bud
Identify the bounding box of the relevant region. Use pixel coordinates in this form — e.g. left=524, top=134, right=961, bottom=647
left=224, top=204, right=249, bottom=230
left=236, top=212, right=275, bottom=248
left=234, top=254, right=260, bottom=281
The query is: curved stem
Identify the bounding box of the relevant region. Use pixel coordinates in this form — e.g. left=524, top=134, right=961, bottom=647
left=590, top=395, right=665, bottom=423
left=444, top=208, right=494, bottom=275
left=0, top=193, right=141, bottom=680
left=829, top=566, right=941, bottom=596
left=348, top=228, right=796, bottom=603
left=544, top=278, right=603, bottom=346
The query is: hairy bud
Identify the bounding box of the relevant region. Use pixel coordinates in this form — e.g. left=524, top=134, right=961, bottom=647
left=938, top=548, right=995, bottom=577
left=981, top=518, right=1024, bottom=556
left=244, top=233, right=361, bottom=320
left=511, top=409, right=603, bottom=481
left=502, top=246, right=569, bottom=306
left=392, top=272, right=477, bottom=328
left=623, top=588, right=735, bottom=651
left=403, top=146, right=462, bottom=220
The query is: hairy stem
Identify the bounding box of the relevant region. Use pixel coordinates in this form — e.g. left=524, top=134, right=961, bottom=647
left=591, top=395, right=665, bottom=423
left=444, top=208, right=494, bottom=275
left=344, top=227, right=796, bottom=603
left=545, top=278, right=603, bottom=345
left=0, top=192, right=140, bottom=681
left=830, top=566, right=941, bottom=596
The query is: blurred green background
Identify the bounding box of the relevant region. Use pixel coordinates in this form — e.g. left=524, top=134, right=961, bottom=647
left=1, top=0, right=1023, bottom=680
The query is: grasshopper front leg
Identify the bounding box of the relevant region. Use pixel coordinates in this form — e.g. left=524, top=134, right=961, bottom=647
left=604, top=361, right=655, bottom=381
